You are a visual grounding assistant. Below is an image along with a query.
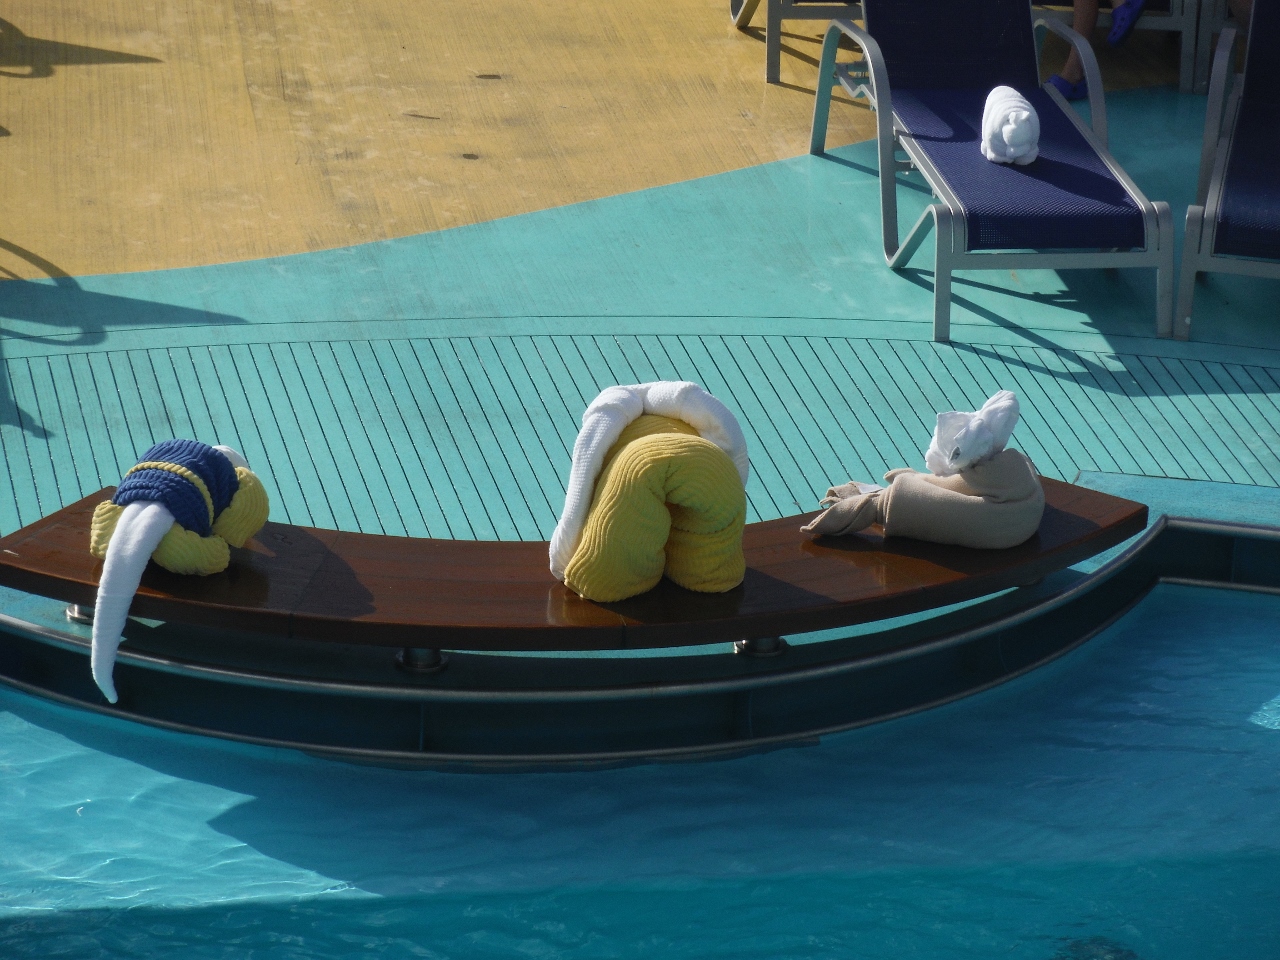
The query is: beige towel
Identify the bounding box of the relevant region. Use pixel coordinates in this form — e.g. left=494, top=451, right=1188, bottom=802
left=801, top=449, right=1044, bottom=549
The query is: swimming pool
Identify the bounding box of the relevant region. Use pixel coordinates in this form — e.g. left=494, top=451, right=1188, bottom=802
left=2, top=581, right=1276, bottom=958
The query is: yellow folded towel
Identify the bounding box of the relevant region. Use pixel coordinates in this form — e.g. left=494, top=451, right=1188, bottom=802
left=563, top=415, right=747, bottom=603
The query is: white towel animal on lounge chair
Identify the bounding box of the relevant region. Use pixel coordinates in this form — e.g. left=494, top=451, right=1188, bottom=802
left=981, top=86, right=1040, bottom=166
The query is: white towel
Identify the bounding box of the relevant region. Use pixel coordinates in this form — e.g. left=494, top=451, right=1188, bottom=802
left=925, top=390, right=1020, bottom=477
left=981, top=86, right=1039, bottom=166
left=549, top=382, right=749, bottom=580
left=91, top=500, right=175, bottom=703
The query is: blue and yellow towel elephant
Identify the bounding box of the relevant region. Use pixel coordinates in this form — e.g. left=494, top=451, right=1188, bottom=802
left=88, top=439, right=269, bottom=702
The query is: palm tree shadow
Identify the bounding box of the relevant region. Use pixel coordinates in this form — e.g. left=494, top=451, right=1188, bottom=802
left=0, top=17, right=160, bottom=79
left=0, top=239, right=245, bottom=439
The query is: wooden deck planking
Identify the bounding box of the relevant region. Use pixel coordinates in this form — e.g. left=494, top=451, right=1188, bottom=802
left=1137, top=354, right=1264, bottom=484
left=681, top=335, right=798, bottom=519
left=305, top=341, right=403, bottom=537
left=1198, top=361, right=1280, bottom=482
left=447, top=337, right=558, bottom=534
left=1, top=361, right=43, bottom=531
left=756, top=336, right=870, bottom=491
left=223, top=343, right=326, bottom=529
left=985, top=344, right=1104, bottom=475
left=1164, top=357, right=1280, bottom=486
left=43, top=354, right=107, bottom=500
left=792, top=337, right=898, bottom=480
left=365, top=340, right=470, bottom=540
left=1227, top=365, right=1280, bottom=459
left=24, top=357, right=83, bottom=511
left=257, top=341, right=359, bottom=531
left=1123, top=355, right=1244, bottom=484
left=1079, top=351, right=1193, bottom=479
left=723, top=336, right=835, bottom=513
left=430, top=337, right=543, bottom=540
left=1020, top=347, right=1147, bottom=477
left=340, top=341, right=436, bottom=540
left=4, top=334, right=1280, bottom=540
left=954, top=346, right=1079, bottom=480
left=466, top=338, right=569, bottom=523
left=161, top=349, right=221, bottom=459
left=825, top=339, right=922, bottom=467
left=413, top=339, right=525, bottom=539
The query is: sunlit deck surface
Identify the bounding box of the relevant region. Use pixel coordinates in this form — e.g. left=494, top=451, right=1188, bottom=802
left=1, top=2, right=1277, bottom=541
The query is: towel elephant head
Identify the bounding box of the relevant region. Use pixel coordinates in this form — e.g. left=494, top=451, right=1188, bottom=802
left=87, top=439, right=270, bottom=703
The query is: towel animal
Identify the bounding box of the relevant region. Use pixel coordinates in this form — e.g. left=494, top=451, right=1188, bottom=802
left=801, top=449, right=1044, bottom=549
left=562, top=414, right=746, bottom=602
left=981, top=86, right=1040, bottom=166
left=803, top=390, right=1044, bottom=549
left=88, top=439, right=270, bottom=703
left=550, top=381, right=750, bottom=581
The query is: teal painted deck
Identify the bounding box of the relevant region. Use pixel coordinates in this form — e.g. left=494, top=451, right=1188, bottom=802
left=3, top=88, right=1280, bottom=538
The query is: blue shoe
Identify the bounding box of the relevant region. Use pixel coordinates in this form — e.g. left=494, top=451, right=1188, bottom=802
left=1048, top=74, right=1088, bottom=101
left=1107, top=0, right=1146, bottom=46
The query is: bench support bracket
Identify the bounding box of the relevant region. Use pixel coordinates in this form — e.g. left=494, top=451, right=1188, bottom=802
left=734, top=636, right=788, bottom=658
left=396, top=647, right=449, bottom=674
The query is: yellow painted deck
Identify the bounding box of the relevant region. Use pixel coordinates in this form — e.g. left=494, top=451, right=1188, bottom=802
left=2, top=1, right=1183, bottom=279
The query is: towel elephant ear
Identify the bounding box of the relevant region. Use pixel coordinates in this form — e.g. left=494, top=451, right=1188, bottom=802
left=925, top=390, right=1020, bottom=476
left=212, top=467, right=270, bottom=547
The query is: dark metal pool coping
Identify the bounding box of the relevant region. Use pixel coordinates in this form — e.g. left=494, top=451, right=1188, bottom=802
left=0, top=515, right=1277, bottom=769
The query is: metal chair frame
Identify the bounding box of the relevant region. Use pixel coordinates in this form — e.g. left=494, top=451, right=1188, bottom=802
left=1175, top=27, right=1280, bottom=341
left=809, top=16, right=1175, bottom=343
left=1194, top=0, right=1233, bottom=93
left=732, top=0, right=861, bottom=83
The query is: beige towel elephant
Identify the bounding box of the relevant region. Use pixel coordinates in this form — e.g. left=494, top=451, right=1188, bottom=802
left=801, top=449, right=1044, bottom=550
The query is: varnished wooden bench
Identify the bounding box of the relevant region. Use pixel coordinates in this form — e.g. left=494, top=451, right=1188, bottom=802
left=0, top=480, right=1147, bottom=657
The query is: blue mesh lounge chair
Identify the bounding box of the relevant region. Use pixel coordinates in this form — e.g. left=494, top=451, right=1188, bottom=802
left=1176, top=3, right=1280, bottom=340
left=733, top=0, right=860, bottom=83
left=809, top=0, right=1175, bottom=342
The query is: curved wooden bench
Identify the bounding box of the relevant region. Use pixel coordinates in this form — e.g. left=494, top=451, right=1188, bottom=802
left=0, top=479, right=1146, bottom=653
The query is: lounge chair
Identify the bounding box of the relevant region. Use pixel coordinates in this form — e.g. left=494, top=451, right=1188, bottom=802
left=1176, top=3, right=1279, bottom=340
left=809, top=0, right=1175, bottom=342
left=732, top=0, right=860, bottom=83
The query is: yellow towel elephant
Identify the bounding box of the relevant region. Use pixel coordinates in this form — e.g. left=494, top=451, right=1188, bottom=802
left=563, top=415, right=747, bottom=603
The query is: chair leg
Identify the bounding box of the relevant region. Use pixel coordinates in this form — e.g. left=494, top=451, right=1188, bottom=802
left=731, top=0, right=762, bottom=28
left=1178, top=18, right=1196, bottom=93
left=932, top=206, right=954, bottom=343
left=1154, top=201, right=1175, bottom=338
left=765, top=0, right=783, bottom=83
left=887, top=206, right=935, bottom=270
left=1176, top=205, right=1206, bottom=341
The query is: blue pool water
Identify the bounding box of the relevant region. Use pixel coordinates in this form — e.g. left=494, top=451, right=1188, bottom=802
left=2, top=582, right=1278, bottom=958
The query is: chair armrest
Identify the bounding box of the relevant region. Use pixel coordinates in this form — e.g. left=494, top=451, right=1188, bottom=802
left=1197, top=26, right=1238, bottom=204
left=811, top=19, right=893, bottom=157
left=1034, top=17, right=1107, bottom=147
